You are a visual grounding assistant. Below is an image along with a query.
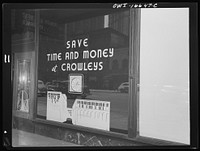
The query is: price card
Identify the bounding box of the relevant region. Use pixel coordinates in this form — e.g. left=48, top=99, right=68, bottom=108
left=46, top=91, right=68, bottom=122
left=72, top=99, right=110, bottom=131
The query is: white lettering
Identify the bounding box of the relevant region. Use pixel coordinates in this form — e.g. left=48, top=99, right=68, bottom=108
left=78, top=63, right=83, bottom=71
left=58, top=62, right=105, bottom=71
left=47, top=53, right=62, bottom=61
left=66, top=41, right=70, bottom=49
left=61, top=63, right=66, bottom=71
left=83, top=38, right=88, bottom=47
left=90, top=50, right=96, bottom=58
left=83, top=62, right=87, bottom=71
left=83, top=50, right=89, bottom=59
left=66, top=63, right=70, bottom=71
left=88, top=62, right=93, bottom=71
left=103, top=49, right=108, bottom=58
left=57, top=53, right=62, bottom=61
left=65, top=51, right=79, bottom=60
left=77, top=39, right=82, bottom=47
left=97, top=49, right=102, bottom=58
left=109, top=48, right=114, bottom=57
left=82, top=48, right=114, bottom=59
left=47, top=54, right=51, bottom=61
left=70, top=51, right=73, bottom=59
left=99, top=62, right=103, bottom=70
left=113, top=3, right=117, bottom=8
left=93, top=62, right=98, bottom=71
left=71, top=40, right=76, bottom=48
left=71, top=63, right=77, bottom=71
left=65, top=38, right=88, bottom=49
left=74, top=51, right=79, bottom=59
left=65, top=52, right=70, bottom=60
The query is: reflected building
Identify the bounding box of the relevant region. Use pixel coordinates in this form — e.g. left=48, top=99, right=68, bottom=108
left=65, top=11, right=129, bottom=90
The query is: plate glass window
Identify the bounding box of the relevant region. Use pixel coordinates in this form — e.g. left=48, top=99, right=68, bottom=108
left=36, top=9, right=130, bottom=133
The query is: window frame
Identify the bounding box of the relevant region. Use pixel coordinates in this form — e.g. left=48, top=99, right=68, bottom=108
left=32, top=8, right=187, bottom=146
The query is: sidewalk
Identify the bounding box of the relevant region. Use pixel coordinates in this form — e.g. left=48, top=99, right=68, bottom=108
left=12, top=129, right=81, bottom=147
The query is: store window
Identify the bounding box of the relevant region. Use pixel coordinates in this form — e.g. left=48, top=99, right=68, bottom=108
left=11, top=9, right=36, bottom=119
left=36, top=9, right=130, bottom=133
left=139, top=8, right=190, bottom=144
left=10, top=7, right=191, bottom=145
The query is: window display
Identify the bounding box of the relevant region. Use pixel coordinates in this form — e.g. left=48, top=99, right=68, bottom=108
left=10, top=6, right=194, bottom=146
left=72, top=99, right=110, bottom=131
left=69, top=74, right=84, bottom=94
left=37, top=10, right=130, bottom=133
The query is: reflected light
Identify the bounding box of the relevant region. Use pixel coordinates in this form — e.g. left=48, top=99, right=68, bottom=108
left=19, top=75, right=27, bottom=84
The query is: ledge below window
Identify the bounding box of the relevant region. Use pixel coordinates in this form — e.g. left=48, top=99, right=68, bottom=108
left=32, top=118, right=188, bottom=146
left=32, top=118, right=146, bottom=145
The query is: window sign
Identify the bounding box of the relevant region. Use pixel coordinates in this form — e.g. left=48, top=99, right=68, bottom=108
left=46, top=91, right=110, bottom=130
left=37, top=10, right=130, bottom=133
left=72, top=99, right=110, bottom=131
left=69, top=74, right=83, bottom=94
left=46, top=91, right=68, bottom=122
left=46, top=37, right=115, bottom=73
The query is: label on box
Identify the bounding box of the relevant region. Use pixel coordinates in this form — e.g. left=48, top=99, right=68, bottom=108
left=46, top=91, right=68, bottom=122
left=72, top=99, right=110, bottom=131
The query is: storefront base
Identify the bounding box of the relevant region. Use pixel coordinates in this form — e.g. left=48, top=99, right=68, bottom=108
left=12, top=129, right=80, bottom=147
left=13, top=116, right=148, bottom=146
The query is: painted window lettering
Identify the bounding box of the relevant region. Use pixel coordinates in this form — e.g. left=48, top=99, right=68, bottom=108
left=66, top=38, right=88, bottom=49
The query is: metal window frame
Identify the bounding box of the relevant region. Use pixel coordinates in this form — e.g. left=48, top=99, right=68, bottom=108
left=128, top=8, right=141, bottom=138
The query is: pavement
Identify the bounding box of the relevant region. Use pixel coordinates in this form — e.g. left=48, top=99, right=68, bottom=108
left=12, top=129, right=81, bottom=147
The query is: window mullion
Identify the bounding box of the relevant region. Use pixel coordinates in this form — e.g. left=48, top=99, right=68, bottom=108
left=128, top=8, right=141, bottom=138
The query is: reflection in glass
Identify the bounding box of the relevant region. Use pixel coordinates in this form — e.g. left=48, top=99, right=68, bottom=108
left=17, top=60, right=30, bottom=112
left=37, top=10, right=130, bottom=133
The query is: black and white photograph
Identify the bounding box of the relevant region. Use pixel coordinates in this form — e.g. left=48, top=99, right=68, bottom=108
left=2, top=2, right=198, bottom=149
